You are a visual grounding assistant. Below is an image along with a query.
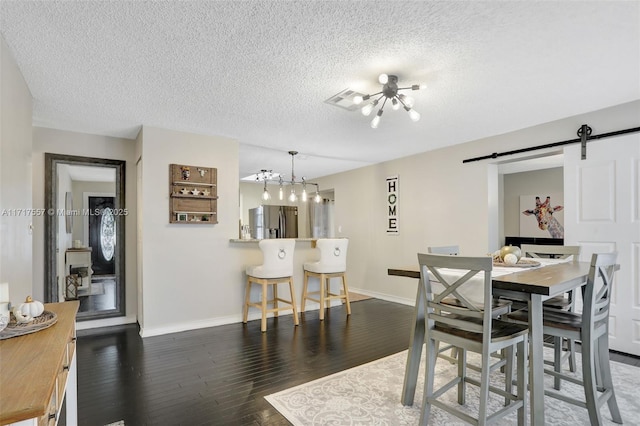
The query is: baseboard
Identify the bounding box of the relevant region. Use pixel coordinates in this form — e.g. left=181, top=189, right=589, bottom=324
left=76, top=314, right=137, bottom=331
left=139, top=300, right=346, bottom=338
left=348, top=286, right=414, bottom=306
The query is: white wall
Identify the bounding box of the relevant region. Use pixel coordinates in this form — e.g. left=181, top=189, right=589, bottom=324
left=0, top=36, right=33, bottom=305
left=502, top=167, right=563, bottom=238
left=32, top=127, right=137, bottom=326
left=138, top=126, right=244, bottom=337
left=313, top=100, right=640, bottom=305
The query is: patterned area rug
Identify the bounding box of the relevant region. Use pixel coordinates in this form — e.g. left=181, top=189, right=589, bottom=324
left=265, top=348, right=640, bottom=425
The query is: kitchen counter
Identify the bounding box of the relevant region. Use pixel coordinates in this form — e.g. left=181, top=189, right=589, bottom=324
left=229, top=238, right=318, bottom=243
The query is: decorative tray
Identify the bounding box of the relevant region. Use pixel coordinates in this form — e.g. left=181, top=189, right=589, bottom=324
left=0, top=310, right=58, bottom=340
left=492, top=258, right=541, bottom=268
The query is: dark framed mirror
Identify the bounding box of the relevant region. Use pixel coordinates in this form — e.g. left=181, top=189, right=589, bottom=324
left=45, top=153, right=126, bottom=320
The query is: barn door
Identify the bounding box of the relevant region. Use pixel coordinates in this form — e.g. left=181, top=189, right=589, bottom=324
left=564, top=132, right=640, bottom=355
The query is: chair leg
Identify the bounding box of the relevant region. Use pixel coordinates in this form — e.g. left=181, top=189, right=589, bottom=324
left=517, top=336, right=528, bottom=426
left=260, top=281, right=268, bottom=332
left=419, top=337, right=438, bottom=426
left=243, top=277, right=251, bottom=323
left=450, top=347, right=458, bottom=364
left=582, top=335, right=603, bottom=425
left=301, top=271, right=309, bottom=312
left=289, top=277, right=300, bottom=326
left=504, top=345, right=514, bottom=406
left=567, top=338, right=577, bottom=372
left=319, top=274, right=326, bottom=321
left=553, top=336, right=562, bottom=390
left=273, top=282, right=278, bottom=317
left=478, top=350, right=491, bottom=424
left=457, top=348, right=466, bottom=405
left=598, top=334, right=623, bottom=423
left=342, top=273, right=351, bottom=316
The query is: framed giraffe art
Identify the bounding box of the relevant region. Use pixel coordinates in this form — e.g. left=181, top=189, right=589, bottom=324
left=519, top=194, right=565, bottom=239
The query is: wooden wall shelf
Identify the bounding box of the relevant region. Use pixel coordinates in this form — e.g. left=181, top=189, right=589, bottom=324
left=169, top=164, right=218, bottom=224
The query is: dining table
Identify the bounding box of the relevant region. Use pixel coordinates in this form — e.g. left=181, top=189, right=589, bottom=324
left=388, top=257, right=592, bottom=426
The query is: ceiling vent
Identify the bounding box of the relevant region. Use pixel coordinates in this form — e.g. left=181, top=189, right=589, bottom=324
left=324, top=88, right=367, bottom=111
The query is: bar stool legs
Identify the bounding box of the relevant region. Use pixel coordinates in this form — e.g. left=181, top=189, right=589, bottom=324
left=302, top=271, right=351, bottom=320
left=243, top=275, right=299, bottom=332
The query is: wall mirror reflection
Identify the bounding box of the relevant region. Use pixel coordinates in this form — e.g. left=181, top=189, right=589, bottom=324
left=45, top=153, right=126, bottom=320
left=239, top=182, right=335, bottom=239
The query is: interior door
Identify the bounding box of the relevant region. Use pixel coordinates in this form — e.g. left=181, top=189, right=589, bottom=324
left=88, top=196, right=116, bottom=276
left=564, top=133, right=640, bottom=355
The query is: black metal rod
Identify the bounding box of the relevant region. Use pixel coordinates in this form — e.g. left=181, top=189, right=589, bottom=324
left=462, top=126, right=640, bottom=163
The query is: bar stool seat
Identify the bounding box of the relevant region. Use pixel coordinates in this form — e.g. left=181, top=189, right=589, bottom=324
left=243, top=239, right=299, bottom=332
left=302, top=239, right=350, bottom=320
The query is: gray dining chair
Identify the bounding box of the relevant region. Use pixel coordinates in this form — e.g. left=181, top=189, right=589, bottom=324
left=505, top=252, right=622, bottom=425
left=520, top=244, right=581, bottom=378
left=417, top=253, right=529, bottom=425
left=427, top=244, right=511, bottom=372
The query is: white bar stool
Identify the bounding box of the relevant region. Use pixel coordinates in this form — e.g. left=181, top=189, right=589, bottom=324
left=301, top=238, right=350, bottom=320
left=243, top=239, right=299, bottom=332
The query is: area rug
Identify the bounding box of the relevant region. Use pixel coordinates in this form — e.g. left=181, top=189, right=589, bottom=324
left=265, top=348, right=640, bottom=425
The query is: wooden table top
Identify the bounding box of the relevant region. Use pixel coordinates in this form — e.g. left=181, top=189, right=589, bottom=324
left=388, top=261, right=593, bottom=296
left=0, top=301, right=79, bottom=425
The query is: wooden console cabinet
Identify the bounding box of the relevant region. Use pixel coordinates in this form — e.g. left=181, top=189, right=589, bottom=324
left=0, top=301, right=79, bottom=425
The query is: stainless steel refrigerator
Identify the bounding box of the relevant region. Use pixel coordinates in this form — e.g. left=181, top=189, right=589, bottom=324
left=249, top=205, right=298, bottom=239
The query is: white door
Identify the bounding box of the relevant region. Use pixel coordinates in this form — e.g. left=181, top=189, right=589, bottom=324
left=564, top=132, right=640, bottom=355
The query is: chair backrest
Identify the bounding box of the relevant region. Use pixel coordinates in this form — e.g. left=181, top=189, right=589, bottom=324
left=427, top=245, right=460, bottom=256
left=583, top=252, right=618, bottom=333
left=418, top=253, right=493, bottom=343
left=521, top=244, right=580, bottom=262
left=257, top=239, right=296, bottom=277
left=313, top=238, right=349, bottom=272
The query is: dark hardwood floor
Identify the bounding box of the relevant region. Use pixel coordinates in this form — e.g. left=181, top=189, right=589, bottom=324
left=75, top=299, right=414, bottom=425
left=73, top=299, right=640, bottom=426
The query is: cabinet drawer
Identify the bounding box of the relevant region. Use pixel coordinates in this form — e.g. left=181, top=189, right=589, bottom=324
left=38, top=378, right=57, bottom=426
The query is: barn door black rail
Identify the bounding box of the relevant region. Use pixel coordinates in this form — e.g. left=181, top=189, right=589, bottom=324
left=462, top=125, right=640, bottom=164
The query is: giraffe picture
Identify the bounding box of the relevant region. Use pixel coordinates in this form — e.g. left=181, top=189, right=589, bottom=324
left=519, top=193, right=565, bottom=239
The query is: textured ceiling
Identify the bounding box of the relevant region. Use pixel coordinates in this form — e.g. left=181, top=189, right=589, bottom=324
left=1, top=1, right=638, bottom=179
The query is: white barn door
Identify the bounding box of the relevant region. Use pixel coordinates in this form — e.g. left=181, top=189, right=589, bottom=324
left=564, top=132, right=640, bottom=355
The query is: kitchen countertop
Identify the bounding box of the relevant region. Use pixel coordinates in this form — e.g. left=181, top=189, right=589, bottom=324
left=229, top=238, right=318, bottom=243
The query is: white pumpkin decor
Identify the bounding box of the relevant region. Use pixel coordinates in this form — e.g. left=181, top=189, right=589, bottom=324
left=12, top=307, right=33, bottom=324
left=499, top=245, right=522, bottom=262
left=503, top=253, right=519, bottom=265
left=17, top=296, right=44, bottom=318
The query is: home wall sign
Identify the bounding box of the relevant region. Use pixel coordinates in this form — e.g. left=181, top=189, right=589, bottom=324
left=169, top=164, right=218, bottom=224
left=386, top=175, right=399, bottom=234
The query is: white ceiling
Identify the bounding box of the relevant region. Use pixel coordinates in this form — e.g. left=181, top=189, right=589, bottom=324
left=1, top=1, right=638, bottom=180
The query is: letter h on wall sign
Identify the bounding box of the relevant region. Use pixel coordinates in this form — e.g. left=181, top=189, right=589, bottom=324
left=387, top=175, right=399, bottom=234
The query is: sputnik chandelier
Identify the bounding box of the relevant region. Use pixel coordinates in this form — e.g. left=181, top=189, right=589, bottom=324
left=354, top=73, right=426, bottom=128
left=257, top=151, right=322, bottom=203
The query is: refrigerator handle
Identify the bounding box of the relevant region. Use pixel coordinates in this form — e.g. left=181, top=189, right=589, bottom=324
left=279, top=209, right=285, bottom=238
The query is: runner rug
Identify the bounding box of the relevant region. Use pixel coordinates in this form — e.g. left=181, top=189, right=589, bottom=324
left=265, top=348, right=640, bottom=425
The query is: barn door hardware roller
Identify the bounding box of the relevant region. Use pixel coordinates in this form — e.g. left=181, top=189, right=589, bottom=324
left=462, top=124, right=640, bottom=163
left=577, top=124, right=592, bottom=160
